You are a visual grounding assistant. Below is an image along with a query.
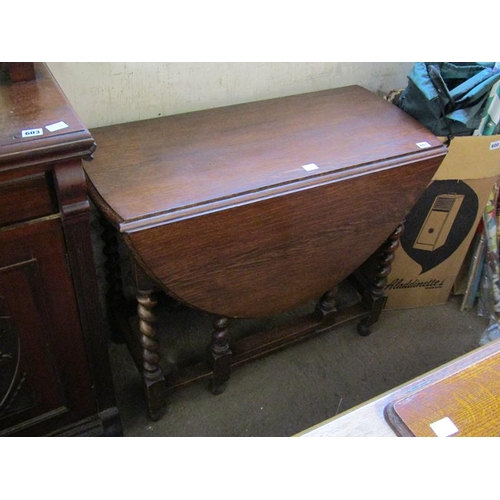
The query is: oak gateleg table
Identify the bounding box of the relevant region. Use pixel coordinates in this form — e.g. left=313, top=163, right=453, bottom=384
left=84, top=86, right=447, bottom=420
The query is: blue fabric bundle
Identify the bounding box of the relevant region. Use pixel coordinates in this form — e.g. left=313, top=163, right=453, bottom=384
left=398, top=62, right=500, bottom=137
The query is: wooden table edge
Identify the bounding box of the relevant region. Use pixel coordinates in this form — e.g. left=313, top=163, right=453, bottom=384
left=297, top=337, right=500, bottom=437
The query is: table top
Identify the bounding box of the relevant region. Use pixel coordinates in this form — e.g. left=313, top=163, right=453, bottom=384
left=85, top=85, right=446, bottom=232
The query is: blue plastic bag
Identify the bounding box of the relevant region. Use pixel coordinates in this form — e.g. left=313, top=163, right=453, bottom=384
left=398, top=62, right=500, bottom=137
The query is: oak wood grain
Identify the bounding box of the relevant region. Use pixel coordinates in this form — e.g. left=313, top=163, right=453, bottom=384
left=0, top=172, right=58, bottom=227
left=385, top=347, right=500, bottom=437
left=126, top=155, right=442, bottom=317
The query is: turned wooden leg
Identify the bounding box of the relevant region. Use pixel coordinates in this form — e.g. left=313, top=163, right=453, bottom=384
left=315, top=287, right=338, bottom=321
left=137, top=288, right=167, bottom=420
left=99, top=215, right=126, bottom=343
left=209, top=316, right=232, bottom=395
left=358, top=221, right=404, bottom=336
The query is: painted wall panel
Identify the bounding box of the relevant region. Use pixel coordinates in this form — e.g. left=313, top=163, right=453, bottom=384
left=47, top=62, right=413, bottom=128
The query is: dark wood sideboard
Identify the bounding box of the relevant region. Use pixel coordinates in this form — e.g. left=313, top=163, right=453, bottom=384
left=85, top=84, right=448, bottom=421
left=0, top=62, right=122, bottom=436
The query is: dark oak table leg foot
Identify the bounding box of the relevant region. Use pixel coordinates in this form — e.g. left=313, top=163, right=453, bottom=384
left=357, top=221, right=404, bottom=336
left=209, top=316, right=232, bottom=395
left=315, top=287, right=338, bottom=321
left=357, top=305, right=381, bottom=336
left=137, top=289, right=167, bottom=421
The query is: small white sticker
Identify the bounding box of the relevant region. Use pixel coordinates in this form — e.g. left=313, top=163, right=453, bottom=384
left=21, top=128, right=43, bottom=138
left=430, top=417, right=459, bottom=437
left=45, top=121, right=69, bottom=132
left=302, top=163, right=319, bottom=172
left=416, top=141, right=432, bottom=149
left=490, top=140, right=500, bottom=151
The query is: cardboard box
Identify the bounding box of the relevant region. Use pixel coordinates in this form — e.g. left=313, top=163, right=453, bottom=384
left=385, top=134, right=500, bottom=310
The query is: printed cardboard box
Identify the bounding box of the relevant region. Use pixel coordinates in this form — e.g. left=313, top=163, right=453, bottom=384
left=385, top=134, right=500, bottom=310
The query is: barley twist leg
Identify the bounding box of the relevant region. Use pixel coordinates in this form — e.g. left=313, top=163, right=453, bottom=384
left=137, top=289, right=167, bottom=420
left=358, top=221, right=404, bottom=336
left=209, top=316, right=232, bottom=395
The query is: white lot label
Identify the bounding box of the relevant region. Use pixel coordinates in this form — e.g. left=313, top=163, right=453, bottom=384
left=21, top=128, right=43, bottom=138
left=430, top=416, right=459, bottom=437
left=416, top=141, right=432, bottom=149
left=302, top=163, right=319, bottom=172
left=490, top=140, right=500, bottom=151
left=46, top=121, right=69, bottom=132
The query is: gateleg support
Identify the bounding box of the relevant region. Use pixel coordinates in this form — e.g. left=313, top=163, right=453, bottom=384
left=209, top=316, right=232, bottom=395
left=356, top=221, right=404, bottom=336
left=134, top=265, right=167, bottom=421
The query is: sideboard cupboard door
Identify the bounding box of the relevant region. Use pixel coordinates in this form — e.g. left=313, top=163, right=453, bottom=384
left=0, top=217, right=96, bottom=435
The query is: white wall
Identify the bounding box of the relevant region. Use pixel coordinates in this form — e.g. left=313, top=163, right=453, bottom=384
left=47, top=62, right=413, bottom=129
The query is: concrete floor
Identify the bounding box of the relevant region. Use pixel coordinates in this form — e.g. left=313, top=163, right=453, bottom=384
left=107, top=294, right=489, bottom=437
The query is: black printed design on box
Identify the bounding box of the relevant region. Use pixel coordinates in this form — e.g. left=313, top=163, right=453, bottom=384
left=401, top=180, right=478, bottom=274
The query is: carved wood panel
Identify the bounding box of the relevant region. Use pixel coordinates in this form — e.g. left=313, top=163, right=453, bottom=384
left=0, top=218, right=95, bottom=434
left=0, top=257, right=65, bottom=429
left=0, top=295, right=34, bottom=419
